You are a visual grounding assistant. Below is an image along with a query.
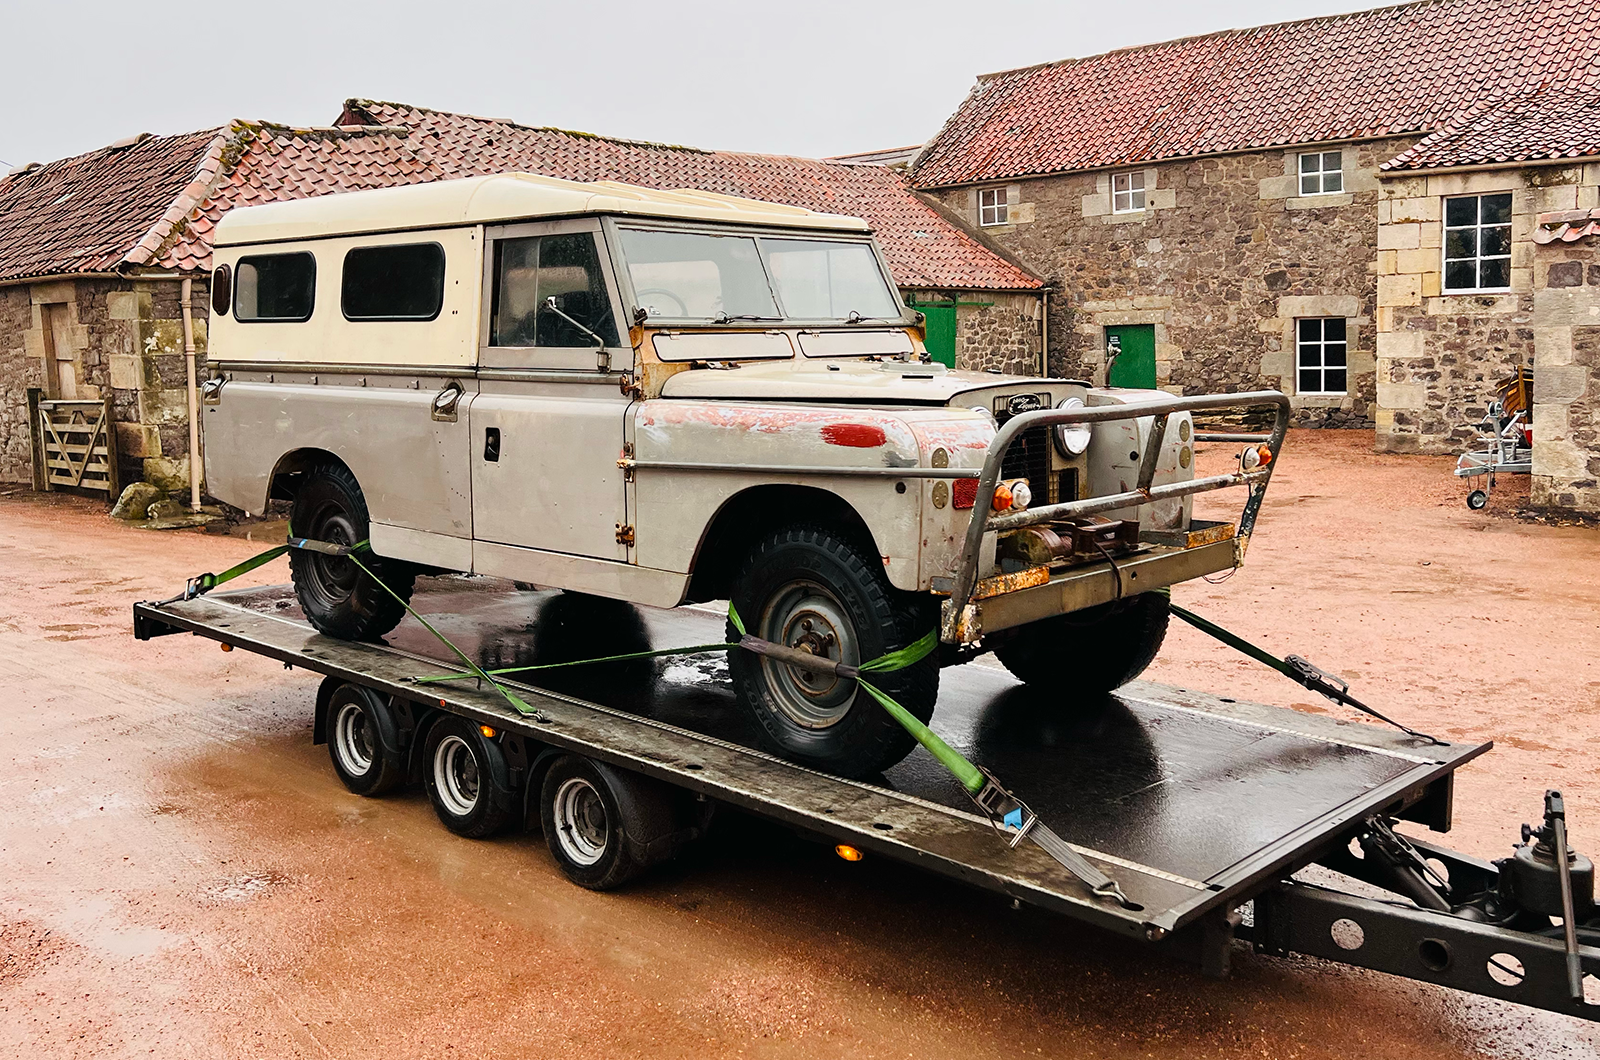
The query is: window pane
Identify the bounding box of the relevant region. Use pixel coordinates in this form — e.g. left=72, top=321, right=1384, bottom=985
left=1479, top=257, right=1511, bottom=289
left=1322, top=168, right=1343, bottom=193
left=1444, top=259, right=1477, bottom=290
left=1481, top=193, right=1512, bottom=225
left=1322, top=151, right=1342, bottom=172
left=342, top=243, right=445, bottom=321
left=1298, top=318, right=1321, bottom=342
left=1324, top=369, right=1347, bottom=393
left=1129, top=171, right=1145, bottom=191
left=1299, top=369, right=1321, bottom=392
left=1130, top=187, right=1146, bottom=210
left=1323, top=344, right=1347, bottom=367
left=619, top=229, right=778, bottom=320
left=491, top=237, right=540, bottom=345
left=1445, top=196, right=1478, bottom=226
left=1301, top=174, right=1320, bottom=196
left=234, top=253, right=315, bottom=322
left=1323, top=317, right=1346, bottom=342
left=1113, top=173, right=1128, bottom=192
left=1481, top=225, right=1511, bottom=257
left=534, top=233, right=619, bottom=347
left=1444, top=228, right=1476, bottom=259
left=1299, top=153, right=1317, bottom=175
left=762, top=239, right=898, bottom=320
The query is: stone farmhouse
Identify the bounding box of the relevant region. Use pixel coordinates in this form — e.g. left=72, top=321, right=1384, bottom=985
left=0, top=105, right=1041, bottom=492
left=909, top=0, right=1600, bottom=465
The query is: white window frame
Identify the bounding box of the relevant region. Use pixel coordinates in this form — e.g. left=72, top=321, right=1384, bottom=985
left=1111, top=171, right=1146, bottom=213
left=977, top=187, right=1008, bottom=227
left=1295, top=317, right=1348, bottom=396
left=1298, top=151, right=1344, bottom=196
left=1442, top=192, right=1513, bottom=294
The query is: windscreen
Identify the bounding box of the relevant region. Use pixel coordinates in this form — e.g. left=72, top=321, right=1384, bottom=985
left=761, top=238, right=898, bottom=321
left=618, top=229, right=778, bottom=320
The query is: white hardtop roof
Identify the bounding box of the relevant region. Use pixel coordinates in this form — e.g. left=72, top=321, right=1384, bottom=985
left=214, top=172, right=872, bottom=246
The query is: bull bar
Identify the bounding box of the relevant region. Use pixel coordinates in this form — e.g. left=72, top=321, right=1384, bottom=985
left=939, top=390, right=1292, bottom=644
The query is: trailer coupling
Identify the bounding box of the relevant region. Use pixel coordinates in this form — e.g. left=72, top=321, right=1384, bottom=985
left=1249, top=791, right=1598, bottom=1018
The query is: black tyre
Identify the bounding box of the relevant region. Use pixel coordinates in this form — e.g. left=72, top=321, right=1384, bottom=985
left=538, top=755, right=700, bottom=890
left=1466, top=489, right=1489, bottom=510
left=289, top=463, right=414, bottom=641
left=727, top=526, right=939, bottom=778
left=326, top=684, right=406, bottom=796
left=994, top=591, right=1171, bottom=693
left=422, top=715, right=516, bottom=838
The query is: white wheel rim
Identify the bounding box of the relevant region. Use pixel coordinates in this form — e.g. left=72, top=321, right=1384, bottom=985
left=553, top=777, right=609, bottom=866
left=433, top=735, right=480, bottom=817
left=334, top=702, right=375, bottom=775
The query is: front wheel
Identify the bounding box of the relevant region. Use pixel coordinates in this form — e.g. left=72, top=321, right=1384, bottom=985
left=289, top=463, right=414, bottom=640
left=727, top=526, right=938, bottom=779
left=993, top=591, right=1170, bottom=694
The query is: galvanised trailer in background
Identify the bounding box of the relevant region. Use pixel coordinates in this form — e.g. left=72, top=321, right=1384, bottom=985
left=134, top=580, right=1598, bottom=1022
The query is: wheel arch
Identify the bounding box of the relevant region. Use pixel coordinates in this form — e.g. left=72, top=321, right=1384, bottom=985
left=266, top=447, right=350, bottom=510
left=683, top=484, right=881, bottom=604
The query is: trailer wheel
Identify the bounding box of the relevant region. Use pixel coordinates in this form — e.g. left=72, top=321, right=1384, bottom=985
left=994, top=591, right=1170, bottom=694
left=728, top=526, right=938, bottom=779
left=422, top=715, right=515, bottom=838
left=326, top=684, right=405, bottom=796
left=289, top=463, right=414, bottom=641
left=538, top=755, right=692, bottom=890
left=1466, top=489, right=1488, bottom=510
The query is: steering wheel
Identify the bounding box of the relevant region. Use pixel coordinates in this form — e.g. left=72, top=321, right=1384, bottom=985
left=634, top=288, right=689, bottom=317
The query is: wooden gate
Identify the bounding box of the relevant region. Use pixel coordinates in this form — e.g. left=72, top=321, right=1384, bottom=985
left=27, top=389, right=121, bottom=497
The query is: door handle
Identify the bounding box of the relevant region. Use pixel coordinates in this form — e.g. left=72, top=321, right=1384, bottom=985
left=484, top=427, right=500, bottom=462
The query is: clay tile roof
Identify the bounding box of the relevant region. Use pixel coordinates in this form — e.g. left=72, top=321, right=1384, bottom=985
left=910, top=0, right=1600, bottom=188
left=340, top=100, right=1041, bottom=291
left=1381, top=87, right=1600, bottom=172
left=1533, top=207, right=1600, bottom=243
left=0, top=128, right=224, bottom=282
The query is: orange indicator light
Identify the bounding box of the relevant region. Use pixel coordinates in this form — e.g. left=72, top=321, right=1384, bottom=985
left=835, top=844, right=864, bottom=862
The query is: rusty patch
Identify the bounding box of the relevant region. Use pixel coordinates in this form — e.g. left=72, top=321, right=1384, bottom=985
left=820, top=423, right=886, bottom=448
left=971, top=565, right=1051, bottom=600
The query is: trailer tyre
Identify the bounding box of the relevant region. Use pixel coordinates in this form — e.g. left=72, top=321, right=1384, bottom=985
left=1466, top=489, right=1488, bottom=510
left=539, top=756, right=691, bottom=890
left=994, top=591, right=1170, bottom=694
left=289, top=463, right=413, bottom=641
left=728, top=526, right=938, bottom=779
left=422, top=715, right=516, bottom=838
left=326, top=684, right=405, bottom=796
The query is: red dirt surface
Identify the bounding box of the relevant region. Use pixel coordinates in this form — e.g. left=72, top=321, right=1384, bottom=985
left=1, top=429, right=1596, bottom=1058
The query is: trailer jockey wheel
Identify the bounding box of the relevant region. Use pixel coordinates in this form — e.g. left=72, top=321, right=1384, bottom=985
left=538, top=755, right=703, bottom=890
left=423, top=715, right=515, bottom=838
left=326, top=684, right=405, bottom=796
left=1466, top=489, right=1489, bottom=510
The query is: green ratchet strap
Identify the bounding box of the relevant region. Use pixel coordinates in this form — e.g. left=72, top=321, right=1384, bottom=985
left=157, top=540, right=1133, bottom=906
left=1169, top=603, right=1444, bottom=745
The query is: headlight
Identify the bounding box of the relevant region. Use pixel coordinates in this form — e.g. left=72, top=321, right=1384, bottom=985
left=968, top=405, right=997, bottom=429
left=1008, top=479, right=1032, bottom=510
left=1053, top=397, right=1092, bottom=456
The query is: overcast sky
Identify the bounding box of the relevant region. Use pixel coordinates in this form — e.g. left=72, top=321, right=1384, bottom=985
left=2, top=0, right=1407, bottom=169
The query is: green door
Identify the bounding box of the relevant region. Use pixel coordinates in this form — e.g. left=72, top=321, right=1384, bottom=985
left=920, top=303, right=957, bottom=368
left=1105, top=324, right=1156, bottom=389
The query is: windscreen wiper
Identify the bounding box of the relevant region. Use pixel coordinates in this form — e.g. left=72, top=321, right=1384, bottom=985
left=711, top=312, right=781, bottom=324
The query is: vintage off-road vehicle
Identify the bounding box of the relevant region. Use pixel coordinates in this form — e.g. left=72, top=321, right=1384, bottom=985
left=202, top=173, right=1287, bottom=777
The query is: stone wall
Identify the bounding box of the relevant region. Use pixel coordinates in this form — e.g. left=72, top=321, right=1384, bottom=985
left=904, top=288, right=1045, bottom=376
left=0, top=275, right=208, bottom=489
left=1530, top=228, right=1600, bottom=513
left=923, top=138, right=1417, bottom=425
left=1372, top=165, right=1600, bottom=454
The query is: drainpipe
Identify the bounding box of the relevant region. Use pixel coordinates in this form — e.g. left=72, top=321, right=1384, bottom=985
left=179, top=278, right=201, bottom=511
left=1040, top=289, right=1049, bottom=378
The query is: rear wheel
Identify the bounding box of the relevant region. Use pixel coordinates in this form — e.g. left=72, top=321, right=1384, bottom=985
left=994, top=591, right=1170, bottom=694
left=326, top=684, right=405, bottom=796
left=537, top=755, right=705, bottom=890
left=727, top=526, right=938, bottom=778
left=289, top=463, right=413, bottom=640
left=423, top=715, right=515, bottom=838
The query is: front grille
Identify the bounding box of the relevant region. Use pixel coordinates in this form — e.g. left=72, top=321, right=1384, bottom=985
left=1000, top=425, right=1053, bottom=503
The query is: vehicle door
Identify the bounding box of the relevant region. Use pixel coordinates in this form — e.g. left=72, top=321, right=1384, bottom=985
left=470, top=219, right=632, bottom=561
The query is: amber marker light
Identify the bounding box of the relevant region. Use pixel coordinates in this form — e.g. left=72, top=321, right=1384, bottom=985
left=991, top=482, right=1014, bottom=512
left=479, top=724, right=498, bottom=738
left=835, top=844, right=864, bottom=862
left=219, top=643, right=233, bottom=652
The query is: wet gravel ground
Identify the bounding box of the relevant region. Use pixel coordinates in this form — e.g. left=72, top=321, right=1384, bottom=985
left=1, top=428, right=1597, bottom=1058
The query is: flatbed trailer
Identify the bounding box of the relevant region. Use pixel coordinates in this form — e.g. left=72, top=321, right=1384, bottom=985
left=134, top=578, right=1598, bottom=1021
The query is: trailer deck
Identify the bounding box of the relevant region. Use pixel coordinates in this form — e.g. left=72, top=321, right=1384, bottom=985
left=136, top=577, right=1481, bottom=937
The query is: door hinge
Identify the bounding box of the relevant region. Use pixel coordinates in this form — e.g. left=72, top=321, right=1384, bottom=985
left=618, top=443, right=636, bottom=482
left=615, top=522, right=635, bottom=547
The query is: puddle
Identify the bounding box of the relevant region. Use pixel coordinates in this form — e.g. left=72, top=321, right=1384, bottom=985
left=202, top=870, right=292, bottom=903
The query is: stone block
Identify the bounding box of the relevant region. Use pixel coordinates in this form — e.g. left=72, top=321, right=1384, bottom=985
left=1378, top=223, right=1420, bottom=250
left=1391, top=196, right=1442, bottom=223
left=106, top=292, right=140, bottom=321
left=1421, top=272, right=1441, bottom=298
left=142, top=455, right=191, bottom=493
left=1377, top=250, right=1398, bottom=275
left=108, top=354, right=142, bottom=390
left=1394, top=248, right=1437, bottom=275
left=1278, top=294, right=1362, bottom=319
left=1377, top=380, right=1427, bottom=411
left=1378, top=274, right=1422, bottom=307
left=1080, top=193, right=1110, bottom=217
left=1533, top=285, right=1600, bottom=327
left=114, top=421, right=160, bottom=458
left=1377, top=330, right=1424, bottom=358
left=30, top=281, right=75, bottom=305
left=1548, top=261, right=1585, bottom=288
left=1287, top=193, right=1354, bottom=210
left=1258, top=174, right=1297, bottom=200
left=1537, top=364, right=1589, bottom=404
left=1533, top=326, right=1575, bottom=365
left=1530, top=184, right=1579, bottom=213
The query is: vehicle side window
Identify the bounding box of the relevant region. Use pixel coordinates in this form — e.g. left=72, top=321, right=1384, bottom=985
left=491, top=234, right=619, bottom=347
left=234, top=252, right=315, bottom=322
left=342, top=243, right=445, bottom=321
